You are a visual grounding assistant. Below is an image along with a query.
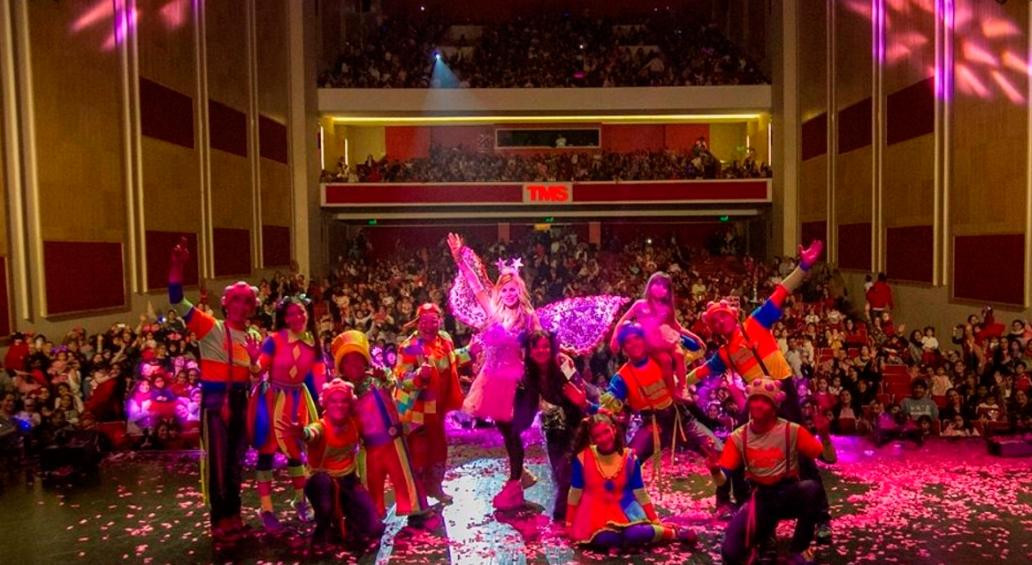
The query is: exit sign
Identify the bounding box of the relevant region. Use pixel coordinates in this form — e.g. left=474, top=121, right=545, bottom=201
left=522, top=183, right=573, bottom=204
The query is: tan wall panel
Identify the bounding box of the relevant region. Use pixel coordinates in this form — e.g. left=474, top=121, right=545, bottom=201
left=950, top=0, right=1027, bottom=235
left=883, top=0, right=934, bottom=93
left=834, top=3, right=872, bottom=109
left=798, top=0, right=827, bottom=120
left=260, top=159, right=291, bottom=227
left=883, top=135, right=933, bottom=227
left=136, top=0, right=196, bottom=93
left=709, top=122, right=746, bottom=163
left=136, top=0, right=200, bottom=237
left=205, top=0, right=249, bottom=110
left=800, top=155, right=827, bottom=223
left=140, top=137, right=201, bottom=232
left=347, top=126, right=386, bottom=164
left=210, top=150, right=252, bottom=229
left=834, top=145, right=872, bottom=224
left=29, top=0, right=126, bottom=242
left=0, top=79, right=7, bottom=255
left=255, top=0, right=289, bottom=121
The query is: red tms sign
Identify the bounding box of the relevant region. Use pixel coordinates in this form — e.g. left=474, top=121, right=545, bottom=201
left=523, top=183, right=573, bottom=204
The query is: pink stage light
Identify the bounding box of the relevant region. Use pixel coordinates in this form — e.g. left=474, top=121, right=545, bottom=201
left=72, top=0, right=113, bottom=32
left=885, top=44, right=912, bottom=64
left=962, top=41, right=999, bottom=68
left=843, top=0, right=872, bottom=18
left=990, top=70, right=1024, bottom=104
left=955, top=63, right=989, bottom=98
left=982, top=17, right=1021, bottom=39
left=102, top=3, right=138, bottom=51
left=160, top=0, right=189, bottom=29
left=1002, top=51, right=1032, bottom=76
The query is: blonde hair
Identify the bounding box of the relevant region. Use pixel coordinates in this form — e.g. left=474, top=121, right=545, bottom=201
left=489, top=272, right=538, bottom=332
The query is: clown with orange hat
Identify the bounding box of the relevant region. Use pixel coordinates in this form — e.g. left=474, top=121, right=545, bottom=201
left=393, top=303, right=469, bottom=504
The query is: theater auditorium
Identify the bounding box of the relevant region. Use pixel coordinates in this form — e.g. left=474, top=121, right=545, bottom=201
left=0, top=1, right=1030, bottom=564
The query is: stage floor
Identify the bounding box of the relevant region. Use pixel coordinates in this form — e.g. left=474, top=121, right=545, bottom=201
left=1, top=426, right=1031, bottom=564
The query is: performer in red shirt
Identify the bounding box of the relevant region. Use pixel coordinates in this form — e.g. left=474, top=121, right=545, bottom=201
left=707, top=378, right=837, bottom=565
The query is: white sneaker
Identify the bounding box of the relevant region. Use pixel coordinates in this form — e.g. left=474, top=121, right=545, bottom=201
left=492, top=480, right=525, bottom=510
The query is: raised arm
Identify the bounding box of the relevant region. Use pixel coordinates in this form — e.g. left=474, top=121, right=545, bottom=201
left=168, top=237, right=190, bottom=306
left=780, top=240, right=824, bottom=295
left=447, top=233, right=494, bottom=318
left=609, top=301, right=641, bottom=350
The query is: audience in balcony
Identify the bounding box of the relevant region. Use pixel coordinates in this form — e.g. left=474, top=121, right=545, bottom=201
left=319, top=13, right=767, bottom=88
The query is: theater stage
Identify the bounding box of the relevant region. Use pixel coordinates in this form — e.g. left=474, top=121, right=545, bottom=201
left=1, top=426, right=1031, bottom=564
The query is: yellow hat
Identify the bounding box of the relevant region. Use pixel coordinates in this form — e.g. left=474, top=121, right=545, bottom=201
left=330, top=330, right=371, bottom=371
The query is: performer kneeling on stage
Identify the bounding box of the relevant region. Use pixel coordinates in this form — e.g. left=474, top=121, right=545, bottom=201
left=329, top=330, right=438, bottom=529
left=283, top=379, right=384, bottom=553
left=566, top=412, right=697, bottom=550
left=687, top=240, right=833, bottom=544
left=707, top=378, right=837, bottom=565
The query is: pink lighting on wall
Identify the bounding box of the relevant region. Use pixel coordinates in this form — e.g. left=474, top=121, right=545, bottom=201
left=990, top=70, right=1024, bottom=104
left=159, top=0, right=189, bottom=29
left=955, top=63, right=989, bottom=98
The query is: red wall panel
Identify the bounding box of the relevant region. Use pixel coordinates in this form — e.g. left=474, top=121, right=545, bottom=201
left=208, top=100, right=248, bottom=157
left=573, top=181, right=768, bottom=202
left=259, top=115, right=288, bottom=164
left=325, top=183, right=524, bottom=205
left=801, top=221, right=827, bottom=247
left=887, top=77, right=934, bottom=146
left=385, top=126, right=431, bottom=160
left=146, top=231, right=199, bottom=290
left=44, top=241, right=126, bottom=315
left=600, top=125, right=664, bottom=153
left=954, top=234, right=1025, bottom=305
left=838, top=97, right=872, bottom=154
left=801, top=113, right=827, bottom=161
left=663, top=124, right=711, bottom=152
left=0, top=257, right=9, bottom=337
left=262, top=225, right=292, bottom=267
left=886, top=225, right=933, bottom=283
left=837, top=223, right=872, bottom=271
left=139, top=77, right=194, bottom=149
left=213, top=228, right=252, bottom=277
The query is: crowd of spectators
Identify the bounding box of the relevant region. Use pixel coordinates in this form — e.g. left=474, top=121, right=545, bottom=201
left=319, top=12, right=767, bottom=88
left=320, top=143, right=772, bottom=184
left=2, top=227, right=1030, bottom=467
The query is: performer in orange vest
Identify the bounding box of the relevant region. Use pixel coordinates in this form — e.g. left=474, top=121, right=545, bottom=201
left=393, top=303, right=467, bottom=504
left=284, top=378, right=384, bottom=553
left=707, top=378, right=837, bottom=565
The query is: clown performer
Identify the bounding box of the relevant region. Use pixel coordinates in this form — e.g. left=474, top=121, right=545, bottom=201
left=329, top=330, right=438, bottom=529
left=244, top=296, right=326, bottom=532
left=281, top=379, right=385, bottom=553
left=566, top=412, right=698, bottom=551
left=686, top=240, right=823, bottom=419
left=168, top=237, right=260, bottom=541
left=685, top=240, right=833, bottom=543
left=610, top=271, right=706, bottom=389
left=446, top=233, right=541, bottom=509
left=706, top=378, right=837, bottom=565
left=595, top=323, right=724, bottom=489
left=393, top=303, right=467, bottom=505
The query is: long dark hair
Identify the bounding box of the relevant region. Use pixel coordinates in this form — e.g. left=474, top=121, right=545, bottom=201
left=523, top=330, right=563, bottom=396
left=571, top=412, right=625, bottom=456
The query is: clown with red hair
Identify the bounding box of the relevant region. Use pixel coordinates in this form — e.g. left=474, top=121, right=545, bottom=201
left=393, top=303, right=468, bottom=504
left=168, top=238, right=260, bottom=542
